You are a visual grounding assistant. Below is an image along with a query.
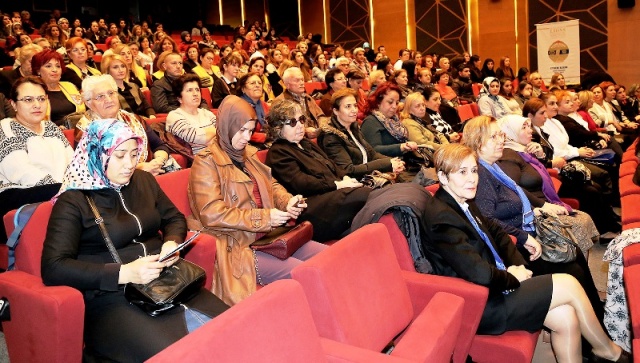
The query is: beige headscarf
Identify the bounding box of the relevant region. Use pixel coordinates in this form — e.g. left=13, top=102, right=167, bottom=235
left=497, top=114, right=528, bottom=152
left=216, top=95, right=258, bottom=163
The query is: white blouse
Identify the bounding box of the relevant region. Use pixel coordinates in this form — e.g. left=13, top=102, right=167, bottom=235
left=0, top=118, right=74, bottom=193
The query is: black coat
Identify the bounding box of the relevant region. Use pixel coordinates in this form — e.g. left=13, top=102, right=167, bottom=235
left=424, top=188, right=526, bottom=334
left=554, top=114, right=601, bottom=148
left=41, top=171, right=228, bottom=362
left=318, top=116, right=392, bottom=179
left=266, top=138, right=370, bottom=241
left=0, top=67, right=21, bottom=99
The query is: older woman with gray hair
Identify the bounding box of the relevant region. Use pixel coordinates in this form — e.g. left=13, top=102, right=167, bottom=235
left=76, top=75, right=172, bottom=175
left=265, top=97, right=371, bottom=242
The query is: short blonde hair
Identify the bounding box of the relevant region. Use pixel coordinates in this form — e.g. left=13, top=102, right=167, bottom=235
left=100, top=54, right=129, bottom=75
left=461, top=115, right=496, bottom=152
left=368, top=69, right=385, bottom=86
left=400, top=92, right=425, bottom=120
left=434, top=144, right=477, bottom=177
left=577, top=90, right=594, bottom=112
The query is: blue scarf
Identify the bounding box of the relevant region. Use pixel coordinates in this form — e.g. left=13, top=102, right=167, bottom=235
left=479, top=160, right=535, bottom=232
left=241, top=93, right=266, bottom=126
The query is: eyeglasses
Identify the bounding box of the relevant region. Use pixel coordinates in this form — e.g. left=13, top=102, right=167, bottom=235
left=92, top=90, right=116, bottom=102
left=489, top=132, right=506, bottom=142
left=16, top=95, right=48, bottom=104
left=283, top=115, right=307, bottom=127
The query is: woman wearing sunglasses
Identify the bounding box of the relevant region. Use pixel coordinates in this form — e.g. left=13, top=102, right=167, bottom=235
left=265, top=97, right=372, bottom=242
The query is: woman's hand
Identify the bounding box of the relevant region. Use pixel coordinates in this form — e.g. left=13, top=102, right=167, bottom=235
left=524, top=235, right=542, bottom=261
left=390, top=157, right=405, bottom=173
left=449, top=132, right=461, bottom=143
left=551, top=157, right=566, bottom=169
left=270, top=208, right=293, bottom=227
left=598, top=132, right=611, bottom=142
left=401, top=141, right=418, bottom=152
left=304, top=127, right=319, bottom=139
left=335, top=176, right=363, bottom=189
left=542, top=202, right=569, bottom=215
left=119, top=255, right=166, bottom=284
left=578, top=147, right=595, bottom=158
left=285, top=195, right=305, bottom=219
left=159, top=240, right=179, bottom=267
left=507, top=265, right=532, bottom=282
left=525, top=142, right=545, bottom=158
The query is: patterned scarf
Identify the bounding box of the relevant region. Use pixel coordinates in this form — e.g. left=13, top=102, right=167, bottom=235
left=480, top=77, right=507, bottom=115
left=54, top=120, right=143, bottom=201
left=372, top=110, right=407, bottom=142
left=85, top=109, right=149, bottom=162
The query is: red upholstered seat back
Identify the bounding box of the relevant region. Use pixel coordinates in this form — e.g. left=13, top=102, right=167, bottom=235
left=13, top=202, right=54, bottom=277
left=148, top=280, right=328, bottom=362
left=291, top=223, right=414, bottom=351
left=155, top=169, right=192, bottom=217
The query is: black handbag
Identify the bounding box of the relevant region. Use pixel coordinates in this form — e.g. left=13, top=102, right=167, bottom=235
left=534, top=211, right=579, bottom=263
left=85, top=195, right=205, bottom=317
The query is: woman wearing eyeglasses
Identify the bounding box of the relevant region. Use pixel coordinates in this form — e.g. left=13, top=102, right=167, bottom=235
left=187, top=95, right=327, bottom=305
left=0, top=76, right=73, bottom=242
left=463, top=116, right=608, bottom=330
left=266, top=96, right=372, bottom=242
left=76, top=75, right=170, bottom=176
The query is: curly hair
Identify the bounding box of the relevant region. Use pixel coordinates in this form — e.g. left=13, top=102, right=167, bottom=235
left=266, top=98, right=303, bottom=141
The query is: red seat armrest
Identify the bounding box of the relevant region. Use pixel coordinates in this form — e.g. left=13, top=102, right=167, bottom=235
left=183, top=231, right=216, bottom=290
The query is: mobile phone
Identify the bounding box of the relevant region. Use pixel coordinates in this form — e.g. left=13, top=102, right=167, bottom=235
left=158, top=231, right=201, bottom=262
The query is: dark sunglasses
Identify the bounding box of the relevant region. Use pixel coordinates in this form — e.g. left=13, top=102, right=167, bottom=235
left=283, top=115, right=307, bottom=127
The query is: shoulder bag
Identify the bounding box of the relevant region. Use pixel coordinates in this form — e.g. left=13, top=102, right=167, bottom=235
left=250, top=221, right=313, bottom=260
left=85, top=195, right=205, bottom=317
left=534, top=211, right=579, bottom=263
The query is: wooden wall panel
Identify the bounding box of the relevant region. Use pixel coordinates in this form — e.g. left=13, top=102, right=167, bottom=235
left=475, top=0, right=518, bottom=68
left=415, top=0, right=468, bottom=58
left=372, top=0, right=406, bottom=61
left=301, top=0, right=327, bottom=43
left=244, top=0, right=267, bottom=29
left=222, top=0, right=243, bottom=28
left=330, top=0, right=371, bottom=52
left=608, top=2, right=640, bottom=87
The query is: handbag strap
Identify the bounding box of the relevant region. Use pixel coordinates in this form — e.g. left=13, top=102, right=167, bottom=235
left=84, top=195, right=123, bottom=264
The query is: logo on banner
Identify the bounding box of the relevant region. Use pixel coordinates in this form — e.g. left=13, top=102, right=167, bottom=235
left=548, top=40, right=569, bottom=63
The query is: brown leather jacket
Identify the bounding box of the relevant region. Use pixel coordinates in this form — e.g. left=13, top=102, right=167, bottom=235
left=187, top=137, right=292, bottom=305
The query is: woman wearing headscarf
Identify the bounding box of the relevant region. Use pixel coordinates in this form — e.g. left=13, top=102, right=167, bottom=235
left=266, top=97, right=371, bottom=241
left=498, top=114, right=600, bottom=253
left=477, top=77, right=511, bottom=120
left=187, top=95, right=327, bottom=306
left=42, top=120, right=229, bottom=362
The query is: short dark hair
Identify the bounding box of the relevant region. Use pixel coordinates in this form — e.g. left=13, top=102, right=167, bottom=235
left=171, top=73, right=201, bottom=99
left=325, top=68, right=343, bottom=89
left=10, top=76, right=48, bottom=102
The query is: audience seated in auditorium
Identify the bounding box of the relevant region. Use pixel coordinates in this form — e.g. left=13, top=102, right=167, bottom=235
left=423, top=87, right=461, bottom=142
left=400, top=92, right=449, bottom=154
left=477, top=77, right=511, bottom=120
left=152, top=52, right=208, bottom=113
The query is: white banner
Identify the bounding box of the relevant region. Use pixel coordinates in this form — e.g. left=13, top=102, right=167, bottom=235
left=535, top=19, right=580, bottom=85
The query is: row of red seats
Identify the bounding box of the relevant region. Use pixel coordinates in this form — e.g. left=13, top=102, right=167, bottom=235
left=0, top=168, right=547, bottom=362
left=617, top=138, right=640, bottom=359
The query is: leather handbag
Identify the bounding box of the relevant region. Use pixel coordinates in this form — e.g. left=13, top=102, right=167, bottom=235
left=250, top=221, right=313, bottom=260
left=361, top=170, right=397, bottom=189
left=534, top=211, right=579, bottom=263
left=85, top=195, right=206, bottom=317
